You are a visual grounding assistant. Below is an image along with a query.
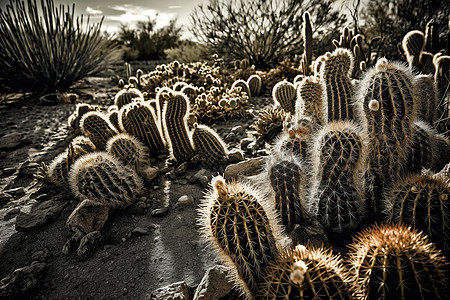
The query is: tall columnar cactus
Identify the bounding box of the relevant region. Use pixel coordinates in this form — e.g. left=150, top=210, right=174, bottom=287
left=267, top=155, right=311, bottom=231
left=384, top=173, right=450, bottom=254
left=301, top=11, right=312, bottom=76
left=258, top=244, right=352, bottom=299
left=406, top=120, right=450, bottom=173
left=162, top=91, right=195, bottom=163
left=119, top=101, right=166, bottom=153
left=273, top=80, right=296, bottom=114
left=246, top=74, right=262, bottom=97
left=114, top=88, right=144, bottom=109
left=191, top=123, right=228, bottom=168
left=434, top=55, right=450, bottom=136
left=414, top=74, right=438, bottom=125
left=69, top=152, right=143, bottom=208
left=296, top=76, right=324, bottom=125
left=320, top=48, right=354, bottom=121
left=348, top=223, right=448, bottom=300
left=356, top=58, right=416, bottom=219
left=402, top=30, right=425, bottom=71
left=309, top=121, right=366, bottom=233
left=105, top=133, right=152, bottom=178
left=231, top=79, right=252, bottom=98
left=198, top=176, right=283, bottom=298
left=80, top=111, right=118, bottom=150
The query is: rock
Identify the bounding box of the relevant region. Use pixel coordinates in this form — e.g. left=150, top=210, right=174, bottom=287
left=193, top=265, right=234, bottom=300
left=177, top=195, right=194, bottom=207
left=15, top=199, right=67, bottom=231
left=132, top=227, right=150, bottom=235
left=141, top=166, right=159, bottom=182
left=188, top=169, right=212, bottom=187
left=227, top=149, right=245, bottom=164
left=77, top=231, right=102, bottom=260
left=31, top=248, right=51, bottom=262
left=151, top=207, right=169, bottom=217
left=4, top=187, right=25, bottom=198
left=224, top=157, right=264, bottom=180
left=224, top=132, right=236, bottom=143
left=0, top=261, right=47, bottom=299
left=2, top=167, right=16, bottom=176
left=3, top=208, right=20, bottom=220
left=151, top=281, right=190, bottom=300
left=0, top=132, right=23, bottom=150
left=0, top=193, right=12, bottom=205
left=18, top=161, right=40, bottom=176
left=66, top=199, right=109, bottom=235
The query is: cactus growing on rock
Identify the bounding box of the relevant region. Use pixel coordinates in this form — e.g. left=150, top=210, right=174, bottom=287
left=348, top=223, right=448, bottom=300
left=162, top=90, right=195, bottom=163
left=69, top=152, right=143, bottom=208
left=356, top=58, right=416, bottom=219
left=258, top=244, right=352, bottom=299
left=191, top=123, right=228, bottom=168
left=114, top=88, right=144, bottom=109
left=247, top=74, right=262, bottom=97
left=273, top=80, right=296, bottom=114
left=198, top=176, right=283, bottom=298
left=80, top=111, right=118, bottom=150
left=267, top=155, right=311, bottom=231
left=309, top=121, right=366, bottom=233
left=119, top=101, right=166, bottom=153
left=384, top=173, right=450, bottom=253
left=296, top=76, right=324, bottom=125
left=320, top=48, right=355, bottom=121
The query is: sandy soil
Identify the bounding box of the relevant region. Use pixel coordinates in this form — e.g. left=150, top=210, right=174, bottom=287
left=0, top=66, right=268, bottom=299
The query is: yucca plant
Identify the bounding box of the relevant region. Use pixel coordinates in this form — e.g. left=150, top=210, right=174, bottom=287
left=0, top=0, right=120, bottom=95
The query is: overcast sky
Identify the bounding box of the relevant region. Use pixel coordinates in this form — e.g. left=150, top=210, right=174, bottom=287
left=0, top=0, right=205, bottom=38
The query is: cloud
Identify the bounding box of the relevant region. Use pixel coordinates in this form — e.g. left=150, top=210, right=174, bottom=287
left=86, top=6, right=102, bottom=15
left=168, top=6, right=182, bottom=9
left=106, top=4, right=176, bottom=28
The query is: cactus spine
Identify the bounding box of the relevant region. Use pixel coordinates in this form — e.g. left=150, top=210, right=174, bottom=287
left=199, top=176, right=282, bottom=298
left=348, top=223, right=448, bottom=300
left=384, top=173, right=450, bottom=253
left=267, top=156, right=311, bottom=231
left=119, top=101, right=166, bottom=153
left=191, top=123, right=228, bottom=168
left=356, top=58, right=416, bottom=219
left=162, top=91, right=195, bottom=163
left=80, top=111, right=118, bottom=150
left=247, top=74, right=262, bottom=97
left=296, top=76, right=324, bottom=125
left=309, top=121, right=366, bottom=233
left=258, top=244, right=352, bottom=299
left=69, top=152, right=143, bottom=208
left=273, top=80, right=296, bottom=114
left=114, top=88, right=144, bottom=109
left=320, top=48, right=355, bottom=121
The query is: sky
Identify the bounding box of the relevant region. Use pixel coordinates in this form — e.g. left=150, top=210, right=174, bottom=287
left=0, top=0, right=205, bottom=38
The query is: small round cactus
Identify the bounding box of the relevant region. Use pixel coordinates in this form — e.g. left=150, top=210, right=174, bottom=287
left=402, top=30, right=425, bottom=71
left=114, top=88, right=144, bottom=109
left=258, top=244, right=352, bottom=299
left=273, top=80, right=296, bottom=114
left=80, top=111, right=119, bottom=150
left=247, top=74, right=262, bottom=97
left=69, top=152, right=143, bottom=208
left=198, top=176, right=283, bottom=298
left=384, top=173, right=450, bottom=253
left=348, top=223, right=448, bottom=300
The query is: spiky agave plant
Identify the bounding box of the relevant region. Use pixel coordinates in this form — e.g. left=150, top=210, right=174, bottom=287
left=348, top=223, right=448, bottom=300
left=0, top=0, right=119, bottom=95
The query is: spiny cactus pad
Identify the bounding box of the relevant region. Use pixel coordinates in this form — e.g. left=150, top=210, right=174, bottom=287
left=80, top=111, right=118, bottom=150
left=384, top=173, right=450, bottom=253
left=348, top=223, right=448, bottom=300
left=258, top=244, right=352, bottom=299
left=69, top=152, right=143, bottom=208
left=199, top=176, right=283, bottom=297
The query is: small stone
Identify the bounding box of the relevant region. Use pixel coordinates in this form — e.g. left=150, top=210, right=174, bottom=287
left=131, top=227, right=149, bottom=235
left=142, top=166, right=159, bottom=182
left=66, top=199, right=109, bottom=235
left=0, top=261, right=47, bottom=299
left=151, top=281, right=190, bottom=300
left=224, top=157, right=264, bottom=180
left=0, top=132, right=23, bottom=150
left=2, top=167, right=16, bottom=176
left=16, top=199, right=67, bottom=231
left=177, top=195, right=194, bottom=207
left=3, top=208, right=20, bottom=220
left=151, top=207, right=169, bottom=217
left=227, top=149, right=245, bottom=163
left=0, top=193, right=12, bottom=205
left=31, top=248, right=51, bottom=262
left=193, top=265, right=234, bottom=300
left=77, top=231, right=102, bottom=260
left=224, top=132, right=236, bottom=143
left=18, top=161, right=40, bottom=176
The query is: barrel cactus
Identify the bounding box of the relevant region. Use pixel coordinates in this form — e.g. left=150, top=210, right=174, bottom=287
left=247, top=74, right=262, bottom=97
left=114, top=87, right=144, bottom=109
left=80, top=111, right=118, bottom=150
left=191, top=123, right=228, bottom=168
left=273, top=80, right=296, bottom=114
